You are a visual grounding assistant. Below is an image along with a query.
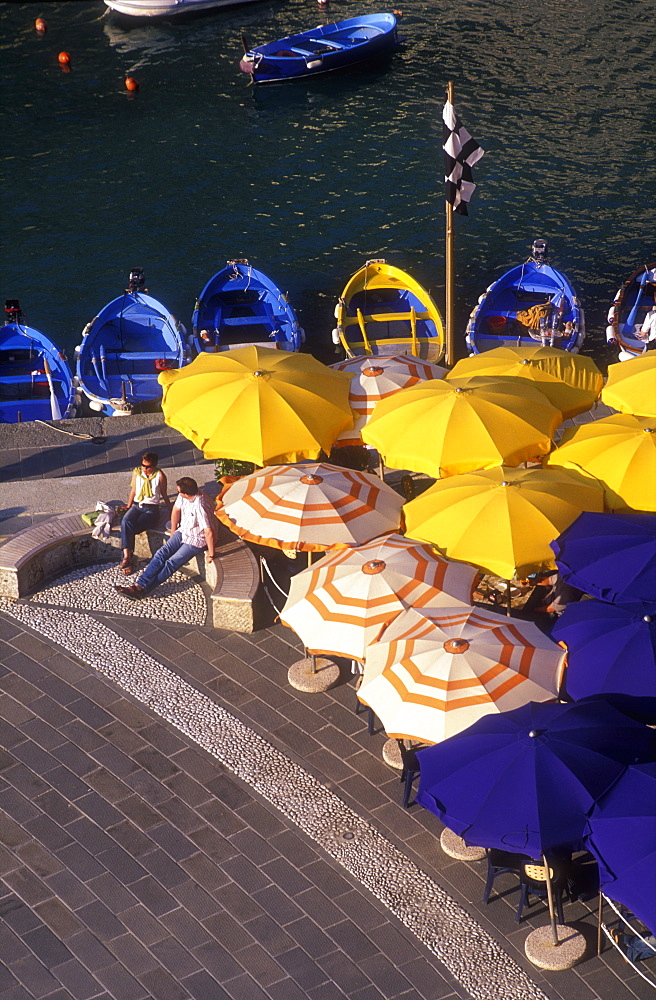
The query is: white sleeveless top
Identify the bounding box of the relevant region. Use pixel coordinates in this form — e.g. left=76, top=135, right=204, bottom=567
left=134, top=468, right=164, bottom=506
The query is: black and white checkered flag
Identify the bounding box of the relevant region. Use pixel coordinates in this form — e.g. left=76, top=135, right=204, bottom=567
left=443, top=100, right=484, bottom=216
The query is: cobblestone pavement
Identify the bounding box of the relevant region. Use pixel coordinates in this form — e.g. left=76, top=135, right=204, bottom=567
left=0, top=591, right=647, bottom=1000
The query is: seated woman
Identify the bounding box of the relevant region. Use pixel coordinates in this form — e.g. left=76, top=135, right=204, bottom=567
left=119, top=452, right=172, bottom=574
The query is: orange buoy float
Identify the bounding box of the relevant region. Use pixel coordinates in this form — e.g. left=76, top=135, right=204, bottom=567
left=35, top=17, right=47, bottom=32
left=125, top=76, right=139, bottom=92
left=58, top=51, right=70, bottom=65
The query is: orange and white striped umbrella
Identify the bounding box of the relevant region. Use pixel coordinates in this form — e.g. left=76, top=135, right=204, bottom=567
left=216, top=462, right=404, bottom=552
left=279, top=533, right=478, bottom=661
left=330, top=354, right=447, bottom=445
left=357, top=606, right=563, bottom=744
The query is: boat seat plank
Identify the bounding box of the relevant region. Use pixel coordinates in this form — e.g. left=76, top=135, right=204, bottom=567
left=221, top=316, right=275, bottom=327
left=344, top=311, right=431, bottom=324
left=304, top=38, right=347, bottom=49
left=106, top=351, right=180, bottom=360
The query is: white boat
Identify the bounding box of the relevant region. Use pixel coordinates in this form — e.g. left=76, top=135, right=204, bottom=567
left=104, top=0, right=262, bottom=17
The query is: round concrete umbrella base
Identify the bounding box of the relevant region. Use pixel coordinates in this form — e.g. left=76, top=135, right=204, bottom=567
left=440, top=828, right=487, bottom=861
left=288, top=657, right=340, bottom=693
left=525, top=925, right=587, bottom=970
left=382, top=738, right=403, bottom=769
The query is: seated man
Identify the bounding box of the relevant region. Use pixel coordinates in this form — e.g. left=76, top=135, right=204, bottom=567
left=115, top=477, right=217, bottom=600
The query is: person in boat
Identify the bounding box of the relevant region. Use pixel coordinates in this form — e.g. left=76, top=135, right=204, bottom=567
left=115, top=477, right=217, bottom=600
left=199, top=329, right=218, bottom=349
left=119, top=453, right=171, bottom=574
left=637, top=291, right=656, bottom=350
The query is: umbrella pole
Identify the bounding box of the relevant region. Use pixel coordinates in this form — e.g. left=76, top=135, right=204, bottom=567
left=597, top=893, right=603, bottom=956
left=542, top=853, right=560, bottom=946
left=506, top=580, right=512, bottom=617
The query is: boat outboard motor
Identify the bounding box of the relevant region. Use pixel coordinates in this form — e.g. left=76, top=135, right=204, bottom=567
left=530, top=239, right=550, bottom=264
left=127, top=268, right=146, bottom=294
left=4, top=298, right=22, bottom=324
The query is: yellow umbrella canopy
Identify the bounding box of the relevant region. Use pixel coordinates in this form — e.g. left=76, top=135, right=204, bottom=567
left=361, top=375, right=561, bottom=478
left=601, top=354, right=656, bottom=418
left=330, top=353, right=448, bottom=445
left=548, top=413, right=656, bottom=512
left=279, top=533, right=478, bottom=662
left=357, top=606, right=563, bottom=744
left=403, top=465, right=605, bottom=580
left=447, top=344, right=603, bottom=419
left=216, top=462, right=404, bottom=552
left=159, top=346, right=354, bottom=466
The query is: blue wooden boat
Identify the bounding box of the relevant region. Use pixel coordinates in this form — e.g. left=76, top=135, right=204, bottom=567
left=465, top=240, right=585, bottom=355
left=0, top=300, right=78, bottom=424
left=239, top=14, right=398, bottom=84
left=190, top=259, right=303, bottom=355
left=606, top=262, right=656, bottom=361
left=75, top=270, right=188, bottom=416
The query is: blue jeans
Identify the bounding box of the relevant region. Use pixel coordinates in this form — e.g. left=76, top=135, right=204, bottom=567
left=136, top=531, right=205, bottom=593
left=121, top=504, right=160, bottom=551
left=625, top=934, right=656, bottom=963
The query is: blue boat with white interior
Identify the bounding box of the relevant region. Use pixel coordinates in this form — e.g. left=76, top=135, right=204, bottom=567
left=190, top=259, right=303, bottom=354
left=0, top=300, right=78, bottom=423
left=239, top=14, right=398, bottom=84
left=606, top=262, right=656, bottom=361
left=75, top=270, right=188, bottom=416
left=465, top=240, right=585, bottom=354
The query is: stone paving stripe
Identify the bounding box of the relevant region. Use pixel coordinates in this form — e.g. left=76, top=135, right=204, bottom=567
left=0, top=598, right=551, bottom=1000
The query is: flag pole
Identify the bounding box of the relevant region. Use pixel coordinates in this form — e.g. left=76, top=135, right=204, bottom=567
left=445, top=80, right=455, bottom=368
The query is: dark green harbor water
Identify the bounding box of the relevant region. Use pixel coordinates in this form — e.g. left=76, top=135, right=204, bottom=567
left=2, top=0, right=655, bottom=364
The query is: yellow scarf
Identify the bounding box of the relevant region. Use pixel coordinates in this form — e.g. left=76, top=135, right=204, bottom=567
left=134, top=467, right=158, bottom=502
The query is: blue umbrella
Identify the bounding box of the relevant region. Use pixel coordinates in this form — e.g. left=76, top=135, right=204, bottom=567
left=416, top=697, right=656, bottom=860
left=585, top=761, right=656, bottom=932
left=551, top=511, right=656, bottom=608
left=553, top=601, right=656, bottom=704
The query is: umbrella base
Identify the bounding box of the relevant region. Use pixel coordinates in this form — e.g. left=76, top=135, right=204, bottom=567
left=288, top=657, right=340, bottom=693
left=440, top=828, right=486, bottom=861
left=525, top=924, right=587, bottom=969
left=382, top=738, right=404, bottom=769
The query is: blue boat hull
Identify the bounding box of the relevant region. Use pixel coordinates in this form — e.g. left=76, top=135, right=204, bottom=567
left=466, top=259, right=585, bottom=354
left=0, top=321, right=77, bottom=424
left=190, top=260, right=303, bottom=355
left=240, top=14, right=398, bottom=84
left=75, top=290, right=188, bottom=415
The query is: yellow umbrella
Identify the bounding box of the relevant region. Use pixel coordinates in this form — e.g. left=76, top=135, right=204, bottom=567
left=330, top=353, right=447, bottom=445
left=159, top=346, right=354, bottom=466
left=548, top=414, right=656, bottom=512
left=601, top=354, right=656, bottom=418
left=403, top=465, right=605, bottom=580
left=362, top=375, right=562, bottom=478
left=447, top=344, right=603, bottom=419
left=357, top=606, right=563, bottom=744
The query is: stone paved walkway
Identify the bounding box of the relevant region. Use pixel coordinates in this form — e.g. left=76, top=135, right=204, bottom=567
left=0, top=427, right=647, bottom=1000
left=0, top=593, right=646, bottom=1000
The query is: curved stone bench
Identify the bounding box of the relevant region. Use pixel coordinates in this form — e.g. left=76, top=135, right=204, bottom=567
left=205, top=526, right=262, bottom=633
left=0, top=510, right=261, bottom=633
